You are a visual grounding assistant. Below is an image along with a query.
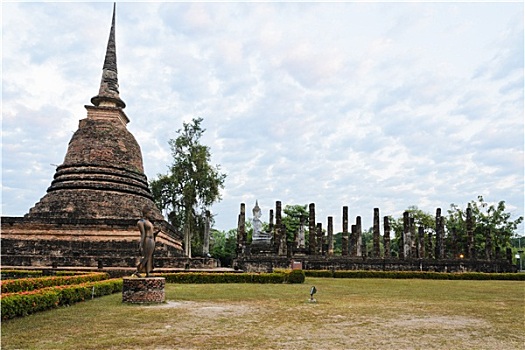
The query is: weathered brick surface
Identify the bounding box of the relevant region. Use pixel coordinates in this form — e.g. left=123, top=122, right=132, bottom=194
left=25, top=105, right=159, bottom=221
left=65, top=109, right=139, bottom=171
left=122, top=277, right=165, bottom=303
left=1, top=217, right=184, bottom=267
left=26, top=188, right=158, bottom=221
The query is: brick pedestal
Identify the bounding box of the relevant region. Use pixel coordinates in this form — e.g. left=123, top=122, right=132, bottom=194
left=122, top=277, right=165, bottom=303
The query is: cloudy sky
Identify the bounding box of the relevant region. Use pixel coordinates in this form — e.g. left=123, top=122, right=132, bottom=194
left=2, top=1, right=523, bottom=235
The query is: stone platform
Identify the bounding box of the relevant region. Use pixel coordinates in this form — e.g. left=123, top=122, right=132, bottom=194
left=1, top=217, right=185, bottom=268
left=122, top=277, right=165, bottom=304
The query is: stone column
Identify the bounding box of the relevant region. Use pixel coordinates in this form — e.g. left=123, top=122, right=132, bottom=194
left=466, top=205, right=475, bottom=259
left=309, top=203, right=316, bottom=255
left=202, top=210, right=211, bottom=256
left=435, top=209, right=443, bottom=259
left=383, top=216, right=391, bottom=258
left=275, top=201, right=282, bottom=253
left=439, top=216, right=445, bottom=259
left=342, top=206, right=349, bottom=256
left=269, top=209, right=274, bottom=233
left=350, top=225, right=357, bottom=257
left=279, top=224, right=287, bottom=256
left=241, top=204, right=247, bottom=247
left=237, top=203, right=246, bottom=256
left=316, top=223, right=323, bottom=255
left=356, top=216, right=363, bottom=257
left=401, top=211, right=409, bottom=259
left=427, top=230, right=433, bottom=259
left=410, top=216, right=417, bottom=258
left=418, top=226, right=425, bottom=259
left=327, top=216, right=334, bottom=256
left=373, top=208, right=380, bottom=258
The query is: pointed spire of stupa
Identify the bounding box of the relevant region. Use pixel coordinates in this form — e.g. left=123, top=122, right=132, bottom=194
left=91, top=3, right=126, bottom=109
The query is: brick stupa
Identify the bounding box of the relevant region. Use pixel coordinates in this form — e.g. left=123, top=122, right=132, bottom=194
left=2, top=5, right=185, bottom=268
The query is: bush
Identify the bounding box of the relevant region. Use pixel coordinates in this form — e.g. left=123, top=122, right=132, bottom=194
left=324, top=270, right=525, bottom=280
left=1, top=278, right=123, bottom=320
left=156, top=272, right=291, bottom=284
left=287, top=270, right=306, bottom=284
left=1, top=272, right=110, bottom=293
left=0, top=270, right=43, bottom=280
left=0, top=290, right=59, bottom=320
left=305, top=270, right=334, bottom=278
left=1, top=270, right=94, bottom=280
left=254, top=273, right=288, bottom=284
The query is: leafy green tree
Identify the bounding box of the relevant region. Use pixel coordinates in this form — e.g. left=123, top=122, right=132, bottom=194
left=390, top=206, right=436, bottom=238
left=210, top=229, right=237, bottom=267
left=282, top=204, right=309, bottom=242
left=362, top=227, right=374, bottom=256
left=447, top=196, right=523, bottom=257
left=150, top=117, right=226, bottom=257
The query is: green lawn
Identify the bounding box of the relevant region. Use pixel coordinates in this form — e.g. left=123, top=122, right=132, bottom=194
left=2, top=278, right=523, bottom=350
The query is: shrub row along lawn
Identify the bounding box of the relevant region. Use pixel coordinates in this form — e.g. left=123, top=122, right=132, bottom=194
left=1, top=269, right=92, bottom=280
left=305, top=269, right=525, bottom=280
left=1, top=278, right=123, bottom=320
left=1, top=272, right=110, bottom=293
left=154, top=270, right=306, bottom=284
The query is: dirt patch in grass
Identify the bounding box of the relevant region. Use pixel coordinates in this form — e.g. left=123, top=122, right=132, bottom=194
left=394, top=315, right=488, bottom=328
left=145, top=300, right=255, bottom=317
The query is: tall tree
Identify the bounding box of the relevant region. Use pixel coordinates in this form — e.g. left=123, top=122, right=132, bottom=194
left=150, top=117, right=226, bottom=258
left=447, top=196, right=523, bottom=257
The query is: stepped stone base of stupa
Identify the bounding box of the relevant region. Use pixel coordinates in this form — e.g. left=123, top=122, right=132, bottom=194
left=1, top=217, right=190, bottom=268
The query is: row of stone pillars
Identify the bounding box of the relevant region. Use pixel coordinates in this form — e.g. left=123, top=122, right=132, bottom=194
left=236, top=202, right=388, bottom=258
left=236, top=201, right=509, bottom=261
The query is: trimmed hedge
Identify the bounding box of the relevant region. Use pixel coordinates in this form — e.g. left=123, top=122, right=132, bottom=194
left=154, top=272, right=301, bottom=284
left=286, top=270, right=306, bottom=284
left=1, top=278, right=123, bottom=320
left=0, top=270, right=43, bottom=280
left=1, top=270, right=93, bottom=280
left=304, top=270, right=334, bottom=278
left=304, top=270, right=525, bottom=281
left=1, top=272, right=110, bottom=293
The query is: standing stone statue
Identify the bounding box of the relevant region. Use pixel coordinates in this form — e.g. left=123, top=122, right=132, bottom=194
left=133, top=206, right=160, bottom=278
